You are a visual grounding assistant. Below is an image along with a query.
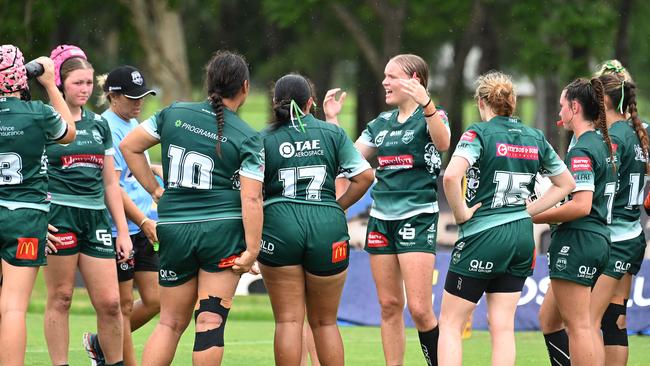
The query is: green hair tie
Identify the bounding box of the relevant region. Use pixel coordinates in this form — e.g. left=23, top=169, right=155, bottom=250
left=605, top=61, right=626, bottom=74
left=289, top=99, right=306, bottom=133
left=617, top=80, right=625, bottom=114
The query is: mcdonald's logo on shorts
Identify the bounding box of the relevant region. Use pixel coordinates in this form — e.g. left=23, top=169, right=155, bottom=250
left=16, top=238, right=38, bottom=260
left=331, top=241, right=348, bottom=263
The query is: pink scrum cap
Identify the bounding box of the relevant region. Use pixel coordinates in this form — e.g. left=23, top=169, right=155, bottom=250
left=0, top=45, right=28, bottom=94
left=50, top=44, right=87, bottom=87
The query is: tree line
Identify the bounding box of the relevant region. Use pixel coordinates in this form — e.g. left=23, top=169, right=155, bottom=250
left=3, top=0, right=646, bottom=158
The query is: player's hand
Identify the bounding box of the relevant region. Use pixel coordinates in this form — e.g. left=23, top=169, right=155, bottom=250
left=46, top=224, right=61, bottom=255
left=115, top=233, right=133, bottom=264
left=323, top=88, right=347, bottom=122
left=141, top=219, right=158, bottom=244
left=35, top=57, right=56, bottom=87
left=454, top=202, right=481, bottom=225
left=152, top=186, right=164, bottom=203
left=232, top=250, right=258, bottom=275
left=399, top=73, right=430, bottom=106
left=248, top=261, right=260, bottom=275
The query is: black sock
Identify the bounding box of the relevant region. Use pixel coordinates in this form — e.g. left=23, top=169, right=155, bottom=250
left=418, top=325, right=439, bottom=366
left=106, top=362, right=124, bottom=366
left=543, top=329, right=570, bottom=366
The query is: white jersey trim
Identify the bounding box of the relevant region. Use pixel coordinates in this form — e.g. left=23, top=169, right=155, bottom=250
left=157, top=216, right=242, bottom=225
left=239, top=169, right=264, bottom=182
left=370, top=202, right=439, bottom=220
left=142, top=118, right=161, bottom=140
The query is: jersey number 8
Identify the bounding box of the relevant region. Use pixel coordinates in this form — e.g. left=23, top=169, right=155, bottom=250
left=0, top=152, right=23, bottom=185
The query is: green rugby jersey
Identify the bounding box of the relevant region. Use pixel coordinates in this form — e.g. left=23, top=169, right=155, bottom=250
left=557, top=130, right=617, bottom=237
left=142, top=101, right=265, bottom=223
left=262, top=114, right=370, bottom=208
left=0, top=97, right=67, bottom=211
left=609, top=120, right=647, bottom=241
left=358, top=107, right=450, bottom=220
left=46, top=109, right=113, bottom=209
left=452, top=116, right=566, bottom=239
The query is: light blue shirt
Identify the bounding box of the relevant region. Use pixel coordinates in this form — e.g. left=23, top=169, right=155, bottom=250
left=103, top=109, right=153, bottom=236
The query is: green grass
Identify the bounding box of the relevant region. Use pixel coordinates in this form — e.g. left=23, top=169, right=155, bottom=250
left=23, top=273, right=650, bottom=365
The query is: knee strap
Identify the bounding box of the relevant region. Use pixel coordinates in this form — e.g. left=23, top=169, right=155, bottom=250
left=601, top=302, right=628, bottom=346
left=193, top=296, right=231, bottom=351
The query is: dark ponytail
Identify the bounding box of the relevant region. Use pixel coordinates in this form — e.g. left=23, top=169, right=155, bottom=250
left=599, top=73, right=650, bottom=174
left=270, top=74, right=313, bottom=130
left=627, top=89, right=650, bottom=174
left=205, top=51, right=250, bottom=157
left=589, top=77, right=615, bottom=170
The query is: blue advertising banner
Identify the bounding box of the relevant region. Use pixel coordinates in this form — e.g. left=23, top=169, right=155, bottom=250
left=339, top=251, right=650, bottom=332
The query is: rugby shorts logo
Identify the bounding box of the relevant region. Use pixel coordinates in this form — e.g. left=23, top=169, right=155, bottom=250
left=555, top=257, right=567, bottom=271
left=218, top=254, right=239, bottom=268
left=53, top=232, right=77, bottom=250
left=95, top=229, right=113, bottom=247
left=615, top=261, right=631, bottom=273
left=559, top=246, right=570, bottom=255
left=159, top=269, right=178, bottom=280
left=398, top=224, right=416, bottom=240
left=331, top=241, right=348, bottom=263
left=367, top=232, right=388, bottom=248
left=16, top=238, right=38, bottom=260
left=452, top=251, right=461, bottom=264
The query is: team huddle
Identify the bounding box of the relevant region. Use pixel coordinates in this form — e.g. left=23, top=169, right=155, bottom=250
left=0, top=42, right=645, bottom=366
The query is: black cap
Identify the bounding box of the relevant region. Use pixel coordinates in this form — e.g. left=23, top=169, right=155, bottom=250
left=104, top=65, right=156, bottom=99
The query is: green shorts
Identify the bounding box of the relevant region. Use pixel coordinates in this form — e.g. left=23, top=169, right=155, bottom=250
left=449, top=218, right=535, bottom=279
left=258, top=203, right=349, bottom=276
left=548, top=229, right=610, bottom=286
left=156, top=219, right=246, bottom=287
left=602, top=233, right=646, bottom=279
left=47, top=204, right=114, bottom=258
left=364, top=213, right=437, bottom=255
left=0, top=207, right=47, bottom=267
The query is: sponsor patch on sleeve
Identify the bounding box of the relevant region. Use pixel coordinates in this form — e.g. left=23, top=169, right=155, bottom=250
left=571, top=157, right=592, bottom=171
left=460, top=130, right=477, bottom=142
left=367, top=232, right=389, bottom=248
left=331, top=241, right=348, bottom=263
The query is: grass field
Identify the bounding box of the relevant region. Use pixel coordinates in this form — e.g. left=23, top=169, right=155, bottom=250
left=23, top=272, right=650, bottom=365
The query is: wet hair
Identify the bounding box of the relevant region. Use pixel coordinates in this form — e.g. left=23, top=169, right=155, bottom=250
left=474, top=71, right=516, bottom=117
left=564, top=77, right=615, bottom=170
left=595, top=59, right=633, bottom=82
left=60, top=57, right=93, bottom=93
left=205, top=50, right=250, bottom=157
left=270, top=74, right=313, bottom=130
left=599, top=73, right=650, bottom=173
left=389, top=54, right=428, bottom=88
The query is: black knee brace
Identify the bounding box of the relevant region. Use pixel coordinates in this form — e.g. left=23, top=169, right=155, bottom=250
left=193, top=296, right=231, bottom=351
left=601, top=302, right=628, bottom=347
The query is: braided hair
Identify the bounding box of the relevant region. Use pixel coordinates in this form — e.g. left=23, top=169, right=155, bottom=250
left=564, top=78, right=615, bottom=172
left=599, top=73, right=650, bottom=174
left=205, top=51, right=250, bottom=157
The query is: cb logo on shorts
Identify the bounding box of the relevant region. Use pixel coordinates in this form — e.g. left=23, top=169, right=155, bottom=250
left=95, top=229, right=112, bottom=247
left=398, top=224, right=416, bottom=240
